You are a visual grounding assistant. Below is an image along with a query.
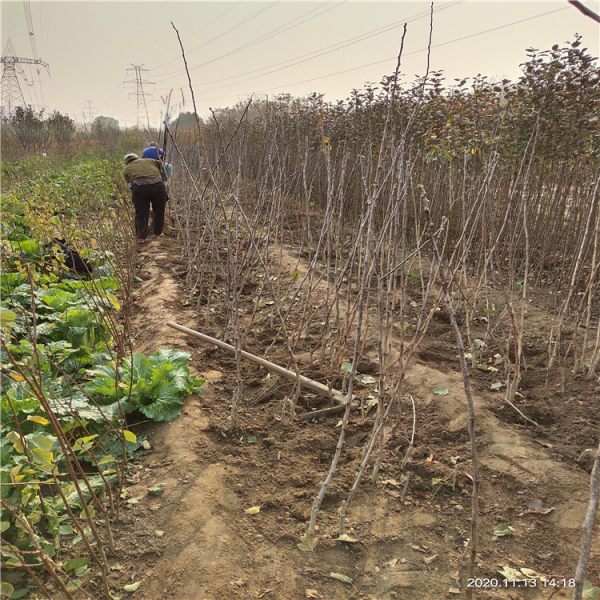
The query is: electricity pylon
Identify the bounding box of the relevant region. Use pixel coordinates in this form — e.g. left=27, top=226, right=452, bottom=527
left=124, top=64, right=153, bottom=129
left=1, top=40, right=50, bottom=116
left=83, top=99, right=95, bottom=124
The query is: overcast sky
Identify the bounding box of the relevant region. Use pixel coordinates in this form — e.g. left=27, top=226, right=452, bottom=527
left=1, top=0, right=599, bottom=128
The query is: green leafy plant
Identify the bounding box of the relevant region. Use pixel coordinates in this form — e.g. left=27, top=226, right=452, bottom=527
left=86, top=349, right=204, bottom=422
left=0, top=155, right=202, bottom=596
left=340, top=361, right=376, bottom=384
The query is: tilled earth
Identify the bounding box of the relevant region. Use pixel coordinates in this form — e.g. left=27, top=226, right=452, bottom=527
left=111, top=226, right=599, bottom=600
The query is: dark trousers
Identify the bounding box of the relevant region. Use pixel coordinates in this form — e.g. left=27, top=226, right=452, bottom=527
left=131, top=182, right=168, bottom=239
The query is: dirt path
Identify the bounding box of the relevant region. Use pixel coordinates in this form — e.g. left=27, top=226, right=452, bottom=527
left=112, top=229, right=599, bottom=600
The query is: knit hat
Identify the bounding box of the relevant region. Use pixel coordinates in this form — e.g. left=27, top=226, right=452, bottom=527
left=124, top=153, right=139, bottom=164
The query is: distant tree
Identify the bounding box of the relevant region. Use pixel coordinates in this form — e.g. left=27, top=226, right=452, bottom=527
left=0, top=120, right=20, bottom=161
left=91, top=115, right=120, bottom=149
left=91, top=115, right=119, bottom=133
left=169, top=111, right=202, bottom=130
left=46, top=110, right=75, bottom=147
left=9, top=106, right=47, bottom=153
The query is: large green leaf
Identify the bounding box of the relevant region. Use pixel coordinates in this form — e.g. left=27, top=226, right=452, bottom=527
left=41, top=288, right=76, bottom=310
left=49, top=393, right=117, bottom=422
left=0, top=394, right=39, bottom=425
left=12, top=238, right=43, bottom=258
left=150, top=361, right=175, bottom=386
left=170, top=366, right=193, bottom=392
left=87, top=364, right=117, bottom=379
left=0, top=271, right=26, bottom=293
left=85, top=376, right=119, bottom=399
left=65, top=309, right=94, bottom=328
left=33, top=321, right=58, bottom=338
left=126, top=354, right=153, bottom=381
left=138, top=382, right=183, bottom=422
left=150, top=349, right=191, bottom=368
left=59, top=276, right=119, bottom=294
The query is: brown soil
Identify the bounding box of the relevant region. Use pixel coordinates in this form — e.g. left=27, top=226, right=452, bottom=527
left=110, top=226, right=599, bottom=600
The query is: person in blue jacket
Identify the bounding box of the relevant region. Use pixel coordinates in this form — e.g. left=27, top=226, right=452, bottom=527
left=141, top=142, right=164, bottom=159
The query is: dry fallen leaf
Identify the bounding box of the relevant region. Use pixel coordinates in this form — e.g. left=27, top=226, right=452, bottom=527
left=329, top=572, right=353, bottom=585
left=297, top=533, right=319, bottom=552
left=123, top=581, right=141, bottom=592
left=381, top=478, right=401, bottom=487
left=518, top=499, right=554, bottom=516
left=520, top=567, right=544, bottom=579
left=448, top=581, right=461, bottom=594
left=385, top=489, right=401, bottom=498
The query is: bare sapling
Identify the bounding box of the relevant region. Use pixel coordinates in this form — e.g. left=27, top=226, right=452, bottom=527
left=548, top=175, right=599, bottom=373
left=165, top=45, right=306, bottom=423
left=231, top=196, right=304, bottom=419
left=419, top=184, right=480, bottom=597
left=581, top=185, right=600, bottom=377
left=339, top=242, right=439, bottom=536
left=313, top=30, right=415, bottom=528
left=224, top=178, right=244, bottom=431
left=572, top=438, right=600, bottom=600
left=507, top=113, right=543, bottom=404
left=308, top=131, right=385, bottom=535
left=371, top=258, right=389, bottom=481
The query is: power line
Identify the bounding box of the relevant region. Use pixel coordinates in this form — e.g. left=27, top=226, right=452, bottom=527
left=154, top=2, right=428, bottom=85
left=23, top=1, right=38, bottom=59
left=151, top=1, right=244, bottom=72
left=153, top=0, right=281, bottom=75
left=152, top=1, right=345, bottom=82
left=174, top=1, right=461, bottom=95
left=101, top=97, right=135, bottom=121
left=36, top=67, right=45, bottom=105
left=421, top=5, right=571, bottom=55
left=245, top=5, right=571, bottom=96
left=191, top=5, right=571, bottom=104
left=96, top=86, right=140, bottom=118
left=95, top=85, right=129, bottom=112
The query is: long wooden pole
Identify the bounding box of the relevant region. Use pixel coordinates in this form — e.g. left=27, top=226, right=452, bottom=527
left=166, top=321, right=347, bottom=405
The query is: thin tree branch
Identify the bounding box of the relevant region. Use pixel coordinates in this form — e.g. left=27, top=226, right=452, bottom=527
left=567, top=0, right=600, bottom=23
left=572, top=438, right=600, bottom=600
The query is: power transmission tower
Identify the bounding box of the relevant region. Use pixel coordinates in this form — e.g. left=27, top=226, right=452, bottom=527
left=1, top=40, right=50, bottom=116
left=124, top=64, right=153, bottom=129
left=83, top=99, right=95, bottom=124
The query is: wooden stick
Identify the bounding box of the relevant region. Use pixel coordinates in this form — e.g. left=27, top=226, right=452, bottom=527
left=166, top=321, right=348, bottom=405
left=300, top=405, right=347, bottom=421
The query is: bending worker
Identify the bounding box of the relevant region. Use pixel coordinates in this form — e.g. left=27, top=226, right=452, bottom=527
left=122, top=153, right=169, bottom=243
